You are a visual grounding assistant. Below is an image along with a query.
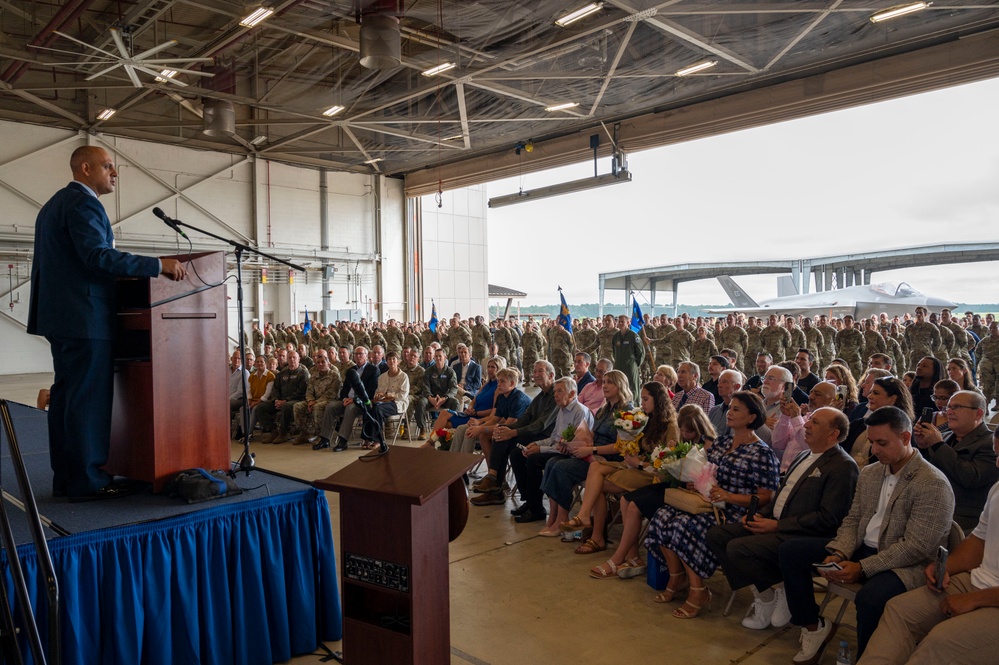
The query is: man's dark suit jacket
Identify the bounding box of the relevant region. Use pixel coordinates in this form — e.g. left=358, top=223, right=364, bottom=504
left=762, top=445, right=860, bottom=537
left=451, top=359, right=482, bottom=397
left=28, top=181, right=161, bottom=340
left=339, top=362, right=380, bottom=403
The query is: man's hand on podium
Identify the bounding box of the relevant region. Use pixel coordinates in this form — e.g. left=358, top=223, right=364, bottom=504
left=160, top=258, right=187, bottom=281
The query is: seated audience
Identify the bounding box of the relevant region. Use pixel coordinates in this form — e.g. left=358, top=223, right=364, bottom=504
left=745, top=352, right=773, bottom=392
left=422, top=348, right=460, bottom=424
left=426, top=356, right=504, bottom=447
left=559, top=382, right=678, bottom=554
left=447, top=367, right=527, bottom=455
left=254, top=350, right=309, bottom=443
left=450, top=343, right=482, bottom=402
left=701, top=355, right=729, bottom=403
left=859, top=431, right=999, bottom=664
left=946, top=357, right=977, bottom=393
left=653, top=364, right=677, bottom=398
left=672, top=361, right=715, bottom=412
left=577, top=358, right=612, bottom=413
left=708, top=406, right=859, bottom=630
left=708, top=368, right=744, bottom=438
left=824, top=363, right=860, bottom=414
left=572, top=351, right=596, bottom=395
left=914, top=390, right=999, bottom=533
left=364, top=351, right=410, bottom=449
left=910, top=356, right=943, bottom=416
left=778, top=407, right=955, bottom=661
left=313, top=346, right=380, bottom=451
left=928, top=379, right=960, bottom=433
left=291, top=351, right=341, bottom=444
left=771, top=381, right=841, bottom=470
left=795, top=348, right=821, bottom=394
left=646, top=391, right=780, bottom=619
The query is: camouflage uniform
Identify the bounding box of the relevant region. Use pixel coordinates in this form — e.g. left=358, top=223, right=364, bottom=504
left=471, top=322, right=493, bottom=365
left=369, top=329, right=387, bottom=353
left=447, top=324, right=473, bottom=357
left=252, top=327, right=264, bottom=356
left=293, top=367, right=341, bottom=434
left=717, top=325, right=749, bottom=373
left=942, top=321, right=972, bottom=365
left=885, top=335, right=905, bottom=372
left=975, top=333, right=999, bottom=404
left=863, top=329, right=887, bottom=359
left=419, top=328, right=437, bottom=352
left=803, top=326, right=825, bottom=374
left=746, top=325, right=763, bottom=360
left=667, top=327, right=694, bottom=367
left=403, top=331, right=423, bottom=355
left=494, top=325, right=515, bottom=369
left=835, top=327, right=866, bottom=380
left=355, top=329, right=372, bottom=351
left=760, top=325, right=792, bottom=363
left=597, top=325, right=617, bottom=364
left=691, top=337, right=718, bottom=380
left=653, top=324, right=673, bottom=369
left=816, top=323, right=838, bottom=369
left=574, top=326, right=598, bottom=362
left=383, top=326, right=405, bottom=355
left=521, top=329, right=546, bottom=381
left=549, top=325, right=574, bottom=379
left=402, top=362, right=427, bottom=425
left=936, top=324, right=955, bottom=364
left=787, top=326, right=807, bottom=357
left=339, top=326, right=356, bottom=350
left=905, top=321, right=941, bottom=370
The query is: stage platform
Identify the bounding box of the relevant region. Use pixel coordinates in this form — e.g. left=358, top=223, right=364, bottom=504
left=0, top=400, right=342, bottom=665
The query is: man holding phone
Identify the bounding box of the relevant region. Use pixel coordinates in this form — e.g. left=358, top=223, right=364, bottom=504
left=777, top=407, right=954, bottom=663
left=913, top=390, right=998, bottom=533
left=707, top=407, right=859, bottom=631
left=860, top=428, right=999, bottom=665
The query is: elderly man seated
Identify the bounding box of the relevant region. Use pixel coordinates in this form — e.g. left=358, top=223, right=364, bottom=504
left=859, top=428, right=999, bottom=664
left=671, top=361, right=715, bottom=412
left=707, top=368, right=744, bottom=439
left=771, top=381, right=841, bottom=470
left=313, top=346, right=380, bottom=451
left=450, top=343, right=482, bottom=402
left=707, top=407, right=859, bottom=631
left=577, top=358, right=612, bottom=413
left=914, top=390, right=999, bottom=533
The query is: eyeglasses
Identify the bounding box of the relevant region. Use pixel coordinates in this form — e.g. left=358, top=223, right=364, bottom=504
left=945, top=404, right=978, bottom=412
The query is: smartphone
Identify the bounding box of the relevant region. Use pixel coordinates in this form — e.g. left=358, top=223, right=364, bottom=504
left=813, top=561, right=843, bottom=571
left=746, top=494, right=759, bottom=522
left=515, top=443, right=526, bottom=452
left=921, top=407, right=935, bottom=424
left=933, top=545, right=949, bottom=591
left=783, top=385, right=794, bottom=402
left=836, top=385, right=847, bottom=401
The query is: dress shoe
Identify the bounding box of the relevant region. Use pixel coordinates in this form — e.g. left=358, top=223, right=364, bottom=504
left=312, top=437, right=330, bottom=450
left=69, top=483, right=135, bottom=503
left=332, top=437, right=349, bottom=452
left=513, top=508, right=546, bottom=523
left=470, top=490, right=505, bottom=506
left=510, top=504, right=530, bottom=516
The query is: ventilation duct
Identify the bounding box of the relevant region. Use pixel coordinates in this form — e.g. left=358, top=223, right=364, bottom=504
left=359, top=9, right=401, bottom=70
left=202, top=99, right=235, bottom=137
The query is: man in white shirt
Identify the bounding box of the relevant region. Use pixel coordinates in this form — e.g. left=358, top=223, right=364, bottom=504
left=860, top=428, right=999, bottom=665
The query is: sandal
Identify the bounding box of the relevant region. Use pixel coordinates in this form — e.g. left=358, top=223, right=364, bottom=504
left=574, top=538, right=607, bottom=555
left=653, top=571, right=688, bottom=603
left=589, top=559, right=621, bottom=579
left=673, top=586, right=712, bottom=619
left=560, top=515, right=589, bottom=532
left=617, top=557, right=648, bottom=580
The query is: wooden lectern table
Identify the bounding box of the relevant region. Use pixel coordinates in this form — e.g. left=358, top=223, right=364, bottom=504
left=108, top=251, right=230, bottom=491
left=315, top=447, right=480, bottom=665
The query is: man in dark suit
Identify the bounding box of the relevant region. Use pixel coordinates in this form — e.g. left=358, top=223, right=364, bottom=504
left=450, top=343, right=482, bottom=401
left=313, top=345, right=380, bottom=451
left=28, top=146, right=186, bottom=501
left=707, top=406, right=859, bottom=630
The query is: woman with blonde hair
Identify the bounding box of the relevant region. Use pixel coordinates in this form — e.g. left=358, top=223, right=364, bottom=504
left=654, top=364, right=677, bottom=397
left=823, top=363, right=859, bottom=413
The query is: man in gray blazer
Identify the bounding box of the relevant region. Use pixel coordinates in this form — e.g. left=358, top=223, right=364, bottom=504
left=778, top=406, right=955, bottom=664
left=914, top=390, right=999, bottom=532
left=708, top=407, right=860, bottom=630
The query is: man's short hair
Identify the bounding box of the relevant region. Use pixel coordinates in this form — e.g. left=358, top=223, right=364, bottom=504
left=768, top=365, right=793, bottom=384
left=823, top=408, right=851, bottom=444
left=597, top=358, right=614, bottom=370
left=710, top=355, right=730, bottom=369
left=778, top=361, right=799, bottom=380
left=869, top=353, right=892, bottom=366
left=796, top=348, right=814, bottom=362
left=455, top=343, right=468, bottom=351
left=497, top=368, right=520, bottom=383
left=574, top=351, right=592, bottom=364
left=536, top=360, right=556, bottom=376
left=954, top=390, right=987, bottom=414
left=864, top=405, right=912, bottom=436
left=719, top=368, right=743, bottom=386
left=679, top=361, right=700, bottom=378
left=554, top=376, right=577, bottom=395
left=756, top=351, right=773, bottom=361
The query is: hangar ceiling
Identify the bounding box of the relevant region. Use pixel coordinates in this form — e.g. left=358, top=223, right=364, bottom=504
left=2, top=1, right=999, bottom=192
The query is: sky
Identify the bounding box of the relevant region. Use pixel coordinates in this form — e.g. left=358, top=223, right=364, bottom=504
left=485, top=76, right=999, bottom=308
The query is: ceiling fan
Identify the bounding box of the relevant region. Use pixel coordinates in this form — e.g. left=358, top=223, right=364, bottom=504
left=30, top=27, right=215, bottom=88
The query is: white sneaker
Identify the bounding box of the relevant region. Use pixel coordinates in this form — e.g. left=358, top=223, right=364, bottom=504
left=741, top=595, right=776, bottom=630
left=771, top=587, right=791, bottom=628
left=793, top=618, right=834, bottom=665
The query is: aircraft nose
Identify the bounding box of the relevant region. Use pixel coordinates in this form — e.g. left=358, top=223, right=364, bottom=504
left=926, top=297, right=958, bottom=309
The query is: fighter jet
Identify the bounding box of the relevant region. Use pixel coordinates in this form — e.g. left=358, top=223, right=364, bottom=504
left=708, top=276, right=956, bottom=319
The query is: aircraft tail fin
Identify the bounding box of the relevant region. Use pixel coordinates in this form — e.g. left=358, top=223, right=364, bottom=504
left=717, top=275, right=759, bottom=308
left=777, top=276, right=799, bottom=298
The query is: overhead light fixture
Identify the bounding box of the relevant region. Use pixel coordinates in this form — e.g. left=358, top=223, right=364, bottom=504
left=555, top=2, right=603, bottom=27
left=155, top=69, right=178, bottom=82
left=488, top=170, right=633, bottom=208
left=676, top=60, right=717, bottom=76
left=250, top=135, right=268, bottom=145
left=442, top=134, right=465, bottom=141
left=421, top=62, right=456, bottom=77
left=322, top=105, right=345, bottom=117
left=239, top=7, right=273, bottom=28
left=545, top=102, right=579, bottom=112
left=870, top=2, right=930, bottom=23
left=364, top=157, right=383, bottom=164
left=96, top=108, right=116, bottom=120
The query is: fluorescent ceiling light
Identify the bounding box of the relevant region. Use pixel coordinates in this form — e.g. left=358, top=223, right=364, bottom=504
left=96, top=108, right=116, bottom=120
left=239, top=7, right=274, bottom=28
left=250, top=135, right=267, bottom=145
left=545, top=102, right=578, bottom=112
left=676, top=60, right=717, bottom=76
left=870, top=2, right=930, bottom=23
left=488, top=170, right=632, bottom=208
left=154, top=69, right=177, bottom=82
left=421, top=62, right=456, bottom=77
left=364, top=157, right=383, bottom=164
left=322, top=105, right=345, bottom=117
left=555, top=3, right=603, bottom=27
left=442, top=134, right=465, bottom=141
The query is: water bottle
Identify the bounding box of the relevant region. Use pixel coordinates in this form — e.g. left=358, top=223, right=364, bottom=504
left=836, top=640, right=853, bottom=665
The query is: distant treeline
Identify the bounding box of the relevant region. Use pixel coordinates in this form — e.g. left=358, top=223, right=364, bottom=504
left=489, top=303, right=999, bottom=320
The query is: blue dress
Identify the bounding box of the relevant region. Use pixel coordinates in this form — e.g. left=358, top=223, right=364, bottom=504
left=446, top=379, right=498, bottom=426
left=645, top=435, right=779, bottom=580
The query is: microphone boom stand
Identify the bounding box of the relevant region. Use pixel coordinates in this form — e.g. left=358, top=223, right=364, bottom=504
left=168, top=216, right=304, bottom=477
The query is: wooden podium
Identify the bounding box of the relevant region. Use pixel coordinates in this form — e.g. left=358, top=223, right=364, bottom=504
left=108, top=251, right=230, bottom=491
left=315, top=447, right=479, bottom=665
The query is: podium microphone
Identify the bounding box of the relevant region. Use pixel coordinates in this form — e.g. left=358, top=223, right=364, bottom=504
left=153, top=207, right=189, bottom=240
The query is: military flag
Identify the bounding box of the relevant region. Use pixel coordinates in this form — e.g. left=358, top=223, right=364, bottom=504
left=630, top=296, right=644, bottom=333
left=556, top=286, right=573, bottom=334
left=429, top=300, right=439, bottom=334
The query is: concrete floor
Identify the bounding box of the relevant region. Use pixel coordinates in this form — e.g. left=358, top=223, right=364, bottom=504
left=1, top=372, right=858, bottom=665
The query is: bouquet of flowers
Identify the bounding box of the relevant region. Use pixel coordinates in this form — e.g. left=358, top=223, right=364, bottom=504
left=431, top=427, right=455, bottom=450
left=648, top=441, right=700, bottom=486
left=561, top=424, right=577, bottom=443
left=613, top=408, right=648, bottom=439
left=672, top=445, right=720, bottom=502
